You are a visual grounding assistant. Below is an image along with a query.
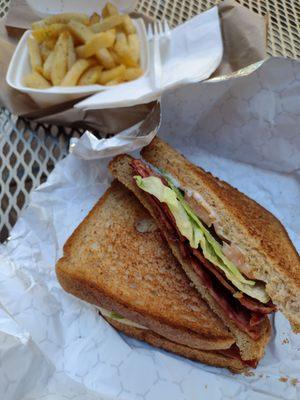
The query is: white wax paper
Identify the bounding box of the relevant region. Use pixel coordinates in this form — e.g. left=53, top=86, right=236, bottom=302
left=0, top=57, right=300, bottom=400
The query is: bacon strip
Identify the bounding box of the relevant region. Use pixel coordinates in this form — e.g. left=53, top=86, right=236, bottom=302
left=189, top=257, right=261, bottom=340
left=192, top=248, right=276, bottom=314
left=131, top=159, right=274, bottom=340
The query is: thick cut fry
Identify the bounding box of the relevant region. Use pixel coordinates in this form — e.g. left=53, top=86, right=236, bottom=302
left=109, top=49, right=120, bottom=64
left=115, top=32, right=127, bottom=45
left=123, top=67, right=143, bottom=81
left=23, top=71, right=50, bottom=89
left=90, top=15, right=124, bottom=33
left=78, top=65, right=102, bottom=85
left=39, top=41, right=51, bottom=62
left=98, top=64, right=125, bottom=84
left=128, top=33, right=140, bottom=63
left=60, top=58, right=94, bottom=86
left=68, top=20, right=94, bottom=44
left=89, top=12, right=101, bottom=25
left=35, top=65, right=44, bottom=76
left=67, top=34, right=76, bottom=70
left=43, top=38, right=57, bottom=50
left=32, top=23, right=67, bottom=43
left=122, top=15, right=136, bottom=34
left=114, top=33, right=137, bottom=67
left=76, top=30, right=115, bottom=58
left=32, top=13, right=89, bottom=30
left=51, top=31, right=69, bottom=85
left=42, top=51, right=54, bottom=80
left=27, top=36, right=42, bottom=71
left=95, top=47, right=115, bottom=69
left=102, top=2, right=119, bottom=18
left=105, top=78, right=123, bottom=86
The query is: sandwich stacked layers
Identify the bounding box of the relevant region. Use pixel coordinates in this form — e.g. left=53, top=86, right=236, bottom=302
left=109, top=137, right=299, bottom=363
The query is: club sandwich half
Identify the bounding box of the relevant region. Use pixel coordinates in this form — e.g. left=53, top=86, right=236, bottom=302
left=109, top=137, right=300, bottom=362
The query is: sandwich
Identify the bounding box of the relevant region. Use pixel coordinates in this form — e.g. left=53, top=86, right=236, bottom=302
left=109, top=137, right=300, bottom=362
left=56, top=181, right=270, bottom=372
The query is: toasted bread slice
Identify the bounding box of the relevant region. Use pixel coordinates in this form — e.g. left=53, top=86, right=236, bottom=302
left=105, top=316, right=246, bottom=373
left=141, top=137, right=300, bottom=332
left=56, top=181, right=237, bottom=353
left=109, top=155, right=271, bottom=361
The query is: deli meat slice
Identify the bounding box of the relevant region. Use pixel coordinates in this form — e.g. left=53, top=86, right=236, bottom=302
left=131, top=159, right=274, bottom=339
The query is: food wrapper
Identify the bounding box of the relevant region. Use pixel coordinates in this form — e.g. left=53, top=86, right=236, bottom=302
left=0, top=0, right=266, bottom=132
left=0, top=55, right=300, bottom=399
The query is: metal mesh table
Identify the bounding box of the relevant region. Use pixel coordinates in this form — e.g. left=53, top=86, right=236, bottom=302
left=1, top=0, right=300, bottom=242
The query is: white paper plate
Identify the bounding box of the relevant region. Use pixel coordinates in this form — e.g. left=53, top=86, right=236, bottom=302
left=6, top=18, right=149, bottom=107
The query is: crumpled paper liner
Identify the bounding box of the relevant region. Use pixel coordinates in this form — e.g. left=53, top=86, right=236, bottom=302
left=0, top=81, right=299, bottom=396
left=0, top=0, right=267, bottom=133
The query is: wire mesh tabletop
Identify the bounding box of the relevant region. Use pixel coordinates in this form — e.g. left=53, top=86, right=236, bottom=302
left=0, top=108, right=83, bottom=242
left=0, top=0, right=300, bottom=243
left=136, top=0, right=300, bottom=58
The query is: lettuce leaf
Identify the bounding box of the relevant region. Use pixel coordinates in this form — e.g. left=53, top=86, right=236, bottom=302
left=134, top=175, right=270, bottom=304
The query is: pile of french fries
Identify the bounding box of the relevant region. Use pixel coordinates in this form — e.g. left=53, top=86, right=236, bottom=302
left=23, top=2, right=143, bottom=89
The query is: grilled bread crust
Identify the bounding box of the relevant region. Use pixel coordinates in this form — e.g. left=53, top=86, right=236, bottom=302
left=56, top=181, right=236, bottom=352
left=109, top=154, right=271, bottom=361
left=141, top=137, right=300, bottom=332
left=105, top=316, right=247, bottom=373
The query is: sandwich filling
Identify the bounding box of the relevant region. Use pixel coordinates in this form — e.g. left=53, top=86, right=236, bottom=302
left=99, top=307, right=258, bottom=368
left=97, top=307, right=148, bottom=329
left=131, top=159, right=276, bottom=340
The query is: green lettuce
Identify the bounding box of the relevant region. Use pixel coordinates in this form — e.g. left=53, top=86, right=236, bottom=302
left=134, top=175, right=270, bottom=304
left=110, top=311, right=124, bottom=320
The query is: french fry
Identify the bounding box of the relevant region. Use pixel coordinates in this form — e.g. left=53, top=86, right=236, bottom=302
left=128, top=33, right=140, bottom=63
left=76, top=30, right=115, bottom=58
left=102, top=2, right=119, bottom=18
left=98, top=64, right=125, bottom=85
left=40, top=41, right=51, bottom=62
left=42, top=51, right=54, bottom=80
left=78, top=65, right=103, bottom=85
left=90, top=14, right=124, bottom=33
left=32, top=13, right=89, bottom=30
left=114, top=32, right=137, bottom=67
left=122, top=15, right=136, bottom=34
left=32, top=23, right=67, bottom=43
left=27, top=36, right=42, bottom=71
left=67, top=34, right=76, bottom=70
left=89, top=12, right=101, bottom=25
left=105, top=78, right=123, bottom=86
left=60, top=58, right=94, bottom=86
left=23, top=71, right=51, bottom=88
left=51, top=31, right=69, bottom=85
left=44, top=37, right=57, bottom=50
left=68, top=20, right=94, bottom=44
left=115, top=32, right=127, bottom=45
left=123, top=67, right=143, bottom=81
left=35, top=65, right=44, bottom=76
left=95, top=47, right=116, bottom=69
left=109, top=49, right=120, bottom=64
